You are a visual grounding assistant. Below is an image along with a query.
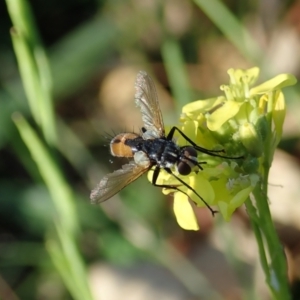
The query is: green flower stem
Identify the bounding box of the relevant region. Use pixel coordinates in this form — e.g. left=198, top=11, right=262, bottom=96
left=253, top=89, right=291, bottom=299
left=246, top=86, right=291, bottom=299
left=252, top=185, right=291, bottom=300
left=244, top=198, right=270, bottom=279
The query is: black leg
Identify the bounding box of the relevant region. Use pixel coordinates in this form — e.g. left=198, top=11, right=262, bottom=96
left=167, top=126, right=224, bottom=153
left=151, top=166, right=191, bottom=200
left=151, top=166, right=217, bottom=216
left=168, top=126, right=243, bottom=159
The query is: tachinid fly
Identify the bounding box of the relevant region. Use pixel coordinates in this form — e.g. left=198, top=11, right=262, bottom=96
left=90, top=71, right=240, bottom=215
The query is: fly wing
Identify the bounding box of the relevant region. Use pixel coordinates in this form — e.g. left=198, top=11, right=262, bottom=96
left=135, top=71, right=165, bottom=138
left=90, top=162, right=148, bottom=203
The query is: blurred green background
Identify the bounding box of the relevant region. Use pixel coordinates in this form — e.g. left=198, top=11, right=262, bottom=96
left=1, top=0, right=300, bottom=299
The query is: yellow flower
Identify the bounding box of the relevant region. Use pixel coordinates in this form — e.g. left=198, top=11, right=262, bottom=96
left=152, top=68, right=296, bottom=230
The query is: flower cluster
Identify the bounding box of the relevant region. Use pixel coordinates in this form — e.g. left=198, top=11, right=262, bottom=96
left=151, top=67, right=296, bottom=230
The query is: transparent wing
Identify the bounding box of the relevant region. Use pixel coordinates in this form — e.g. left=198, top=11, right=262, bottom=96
left=135, top=71, right=165, bottom=138
left=90, top=162, right=148, bottom=203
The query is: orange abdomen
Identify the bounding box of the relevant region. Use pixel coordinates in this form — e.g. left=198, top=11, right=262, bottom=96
left=110, top=133, right=139, bottom=157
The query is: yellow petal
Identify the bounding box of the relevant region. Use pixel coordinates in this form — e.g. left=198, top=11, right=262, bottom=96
left=250, top=74, right=297, bottom=95
left=176, top=120, right=198, bottom=145
left=207, top=101, right=243, bottom=131
left=258, top=94, right=268, bottom=113
left=173, top=193, right=199, bottom=230
left=182, top=97, right=223, bottom=115
left=147, top=168, right=173, bottom=185
left=272, top=91, right=286, bottom=144
left=185, top=174, right=215, bottom=206
left=228, top=67, right=260, bottom=86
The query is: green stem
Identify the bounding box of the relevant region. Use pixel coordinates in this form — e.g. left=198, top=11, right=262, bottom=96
left=244, top=198, right=269, bottom=279
left=252, top=185, right=290, bottom=299
left=246, top=88, right=291, bottom=299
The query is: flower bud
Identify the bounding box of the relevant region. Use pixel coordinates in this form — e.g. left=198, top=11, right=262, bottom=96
left=239, top=122, right=263, bottom=157
left=255, top=115, right=269, bottom=141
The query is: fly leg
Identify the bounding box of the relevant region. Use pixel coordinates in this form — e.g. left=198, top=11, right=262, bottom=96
left=167, top=126, right=243, bottom=159
left=151, top=166, right=217, bottom=216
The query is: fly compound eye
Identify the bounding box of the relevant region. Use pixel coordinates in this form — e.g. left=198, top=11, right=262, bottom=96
left=177, top=161, right=192, bottom=175
left=177, top=147, right=198, bottom=175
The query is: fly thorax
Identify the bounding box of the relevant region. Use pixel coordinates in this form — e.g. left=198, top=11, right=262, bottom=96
left=160, top=142, right=180, bottom=168
left=125, top=137, right=144, bottom=153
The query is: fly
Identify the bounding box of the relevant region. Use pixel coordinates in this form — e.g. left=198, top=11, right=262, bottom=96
left=90, top=71, right=240, bottom=215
